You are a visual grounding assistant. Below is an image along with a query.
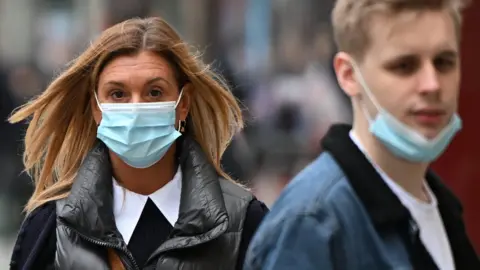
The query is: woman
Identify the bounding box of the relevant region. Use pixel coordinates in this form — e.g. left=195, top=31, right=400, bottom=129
left=9, top=17, right=268, bottom=270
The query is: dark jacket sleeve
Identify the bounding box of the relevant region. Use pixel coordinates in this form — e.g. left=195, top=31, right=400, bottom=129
left=236, top=199, right=269, bottom=270
left=10, top=202, right=57, bottom=270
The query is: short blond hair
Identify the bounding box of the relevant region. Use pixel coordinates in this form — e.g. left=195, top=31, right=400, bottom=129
left=332, top=0, right=470, bottom=60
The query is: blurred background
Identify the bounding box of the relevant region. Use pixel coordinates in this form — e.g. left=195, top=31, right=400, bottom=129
left=0, top=0, right=478, bottom=268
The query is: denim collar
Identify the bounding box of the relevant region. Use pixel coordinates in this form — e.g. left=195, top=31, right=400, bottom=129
left=321, top=124, right=479, bottom=269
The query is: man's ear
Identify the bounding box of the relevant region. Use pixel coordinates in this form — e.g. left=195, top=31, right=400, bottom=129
left=333, top=52, right=361, bottom=97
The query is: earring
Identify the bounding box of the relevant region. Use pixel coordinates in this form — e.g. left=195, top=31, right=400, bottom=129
left=178, top=119, right=186, bottom=133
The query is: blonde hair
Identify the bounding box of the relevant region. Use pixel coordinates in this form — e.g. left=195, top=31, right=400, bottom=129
left=9, top=17, right=243, bottom=214
left=332, top=0, right=470, bottom=60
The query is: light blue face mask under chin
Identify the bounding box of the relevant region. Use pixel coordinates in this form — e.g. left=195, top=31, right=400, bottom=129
left=95, top=90, right=184, bottom=168
left=369, top=109, right=462, bottom=162
left=352, top=61, right=462, bottom=163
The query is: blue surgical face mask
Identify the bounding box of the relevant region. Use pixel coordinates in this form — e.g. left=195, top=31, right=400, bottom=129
left=95, top=90, right=184, bottom=168
left=351, top=61, right=462, bottom=163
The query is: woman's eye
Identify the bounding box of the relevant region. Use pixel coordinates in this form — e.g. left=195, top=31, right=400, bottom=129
left=110, top=90, right=125, bottom=99
left=149, top=89, right=163, bottom=97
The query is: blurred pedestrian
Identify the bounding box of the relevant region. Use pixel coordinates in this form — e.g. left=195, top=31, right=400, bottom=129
left=244, top=0, right=479, bottom=269
left=9, top=17, right=268, bottom=270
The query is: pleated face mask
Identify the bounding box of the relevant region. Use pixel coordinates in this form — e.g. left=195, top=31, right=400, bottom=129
left=95, top=89, right=184, bottom=168
left=352, top=61, right=462, bottom=163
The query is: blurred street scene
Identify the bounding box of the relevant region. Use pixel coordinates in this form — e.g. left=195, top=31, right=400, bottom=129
left=1, top=0, right=479, bottom=268
left=0, top=1, right=350, bottom=266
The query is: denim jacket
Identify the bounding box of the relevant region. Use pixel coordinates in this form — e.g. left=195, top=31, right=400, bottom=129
left=244, top=124, right=479, bottom=270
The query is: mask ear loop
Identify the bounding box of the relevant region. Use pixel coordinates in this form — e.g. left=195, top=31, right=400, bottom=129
left=351, top=61, right=382, bottom=123
left=174, top=87, right=185, bottom=109
left=175, top=87, right=186, bottom=132
left=93, top=91, right=103, bottom=112
left=351, top=61, right=382, bottom=109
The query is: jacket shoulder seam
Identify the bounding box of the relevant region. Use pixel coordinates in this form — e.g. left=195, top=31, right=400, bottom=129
left=218, top=178, right=254, bottom=202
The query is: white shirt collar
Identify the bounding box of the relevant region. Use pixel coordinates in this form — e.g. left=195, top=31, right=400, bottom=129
left=113, top=167, right=182, bottom=244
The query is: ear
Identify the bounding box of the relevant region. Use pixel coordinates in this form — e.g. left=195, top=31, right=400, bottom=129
left=333, top=52, right=361, bottom=97
left=176, top=83, right=192, bottom=123
left=91, top=92, right=102, bottom=125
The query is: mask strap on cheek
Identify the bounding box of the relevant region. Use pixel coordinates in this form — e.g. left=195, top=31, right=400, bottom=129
left=351, top=61, right=381, bottom=109
left=360, top=102, right=374, bottom=124
left=351, top=60, right=383, bottom=121
left=174, top=87, right=185, bottom=109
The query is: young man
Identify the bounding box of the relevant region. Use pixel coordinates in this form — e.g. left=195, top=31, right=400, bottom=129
left=243, top=0, right=479, bottom=269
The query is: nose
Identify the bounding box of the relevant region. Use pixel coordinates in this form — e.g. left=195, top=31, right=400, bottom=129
left=131, top=93, right=145, bottom=103
left=417, top=63, right=440, bottom=94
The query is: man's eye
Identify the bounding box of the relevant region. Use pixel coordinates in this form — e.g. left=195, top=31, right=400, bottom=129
left=392, top=61, right=417, bottom=75
left=434, top=58, right=456, bottom=73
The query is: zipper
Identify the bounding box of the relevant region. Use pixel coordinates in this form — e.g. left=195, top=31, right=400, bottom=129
left=61, top=223, right=140, bottom=270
